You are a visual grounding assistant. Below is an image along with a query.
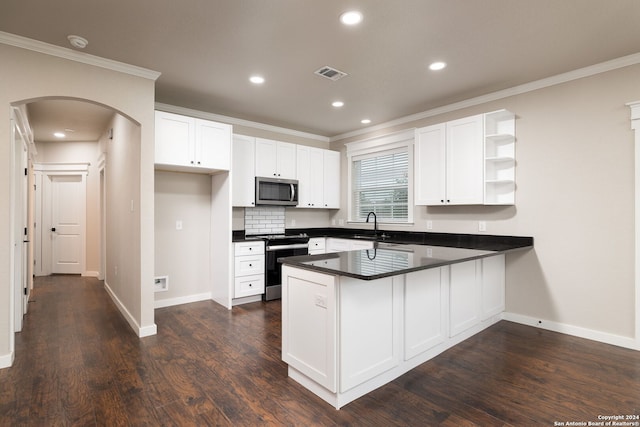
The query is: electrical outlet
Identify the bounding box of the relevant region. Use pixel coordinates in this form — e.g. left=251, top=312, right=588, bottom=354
left=176, top=220, right=183, bottom=230
left=478, top=221, right=487, bottom=232
left=426, top=220, right=433, bottom=230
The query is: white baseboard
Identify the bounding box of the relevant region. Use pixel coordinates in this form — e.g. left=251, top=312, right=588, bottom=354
left=503, top=312, right=639, bottom=351
left=154, top=292, right=212, bottom=309
left=103, top=280, right=157, bottom=338
left=0, top=351, right=14, bottom=369
left=82, top=271, right=100, bottom=278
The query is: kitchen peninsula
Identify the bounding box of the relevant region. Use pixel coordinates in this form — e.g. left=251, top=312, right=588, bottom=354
left=279, top=234, right=532, bottom=409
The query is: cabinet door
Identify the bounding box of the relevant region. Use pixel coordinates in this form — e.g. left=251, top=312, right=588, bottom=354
left=277, top=141, right=297, bottom=179
left=340, top=276, right=402, bottom=392
left=323, top=150, right=340, bottom=208
left=255, top=138, right=278, bottom=177
left=296, top=145, right=312, bottom=207
left=325, top=238, right=351, bottom=253
left=415, top=124, right=446, bottom=205
left=281, top=266, right=337, bottom=392
left=449, top=260, right=481, bottom=337
left=232, top=135, right=256, bottom=207
left=195, top=119, right=231, bottom=170
left=155, top=111, right=194, bottom=167
left=446, top=115, right=484, bottom=205
left=405, top=268, right=446, bottom=360
left=481, top=254, right=505, bottom=320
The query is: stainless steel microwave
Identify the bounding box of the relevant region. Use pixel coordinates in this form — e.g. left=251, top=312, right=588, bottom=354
left=255, top=177, right=299, bottom=206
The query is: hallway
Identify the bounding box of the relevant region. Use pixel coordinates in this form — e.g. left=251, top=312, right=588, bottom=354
left=1, top=275, right=639, bottom=425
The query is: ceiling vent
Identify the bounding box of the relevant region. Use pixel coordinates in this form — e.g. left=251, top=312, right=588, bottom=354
left=314, top=66, right=348, bottom=81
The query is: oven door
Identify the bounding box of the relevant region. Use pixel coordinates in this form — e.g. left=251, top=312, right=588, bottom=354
left=264, top=243, right=308, bottom=301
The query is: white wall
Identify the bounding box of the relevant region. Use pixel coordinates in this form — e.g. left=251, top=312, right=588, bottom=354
left=154, top=171, right=212, bottom=306
left=34, top=140, right=103, bottom=274
left=331, top=64, right=640, bottom=342
left=0, top=40, right=157, bottom=367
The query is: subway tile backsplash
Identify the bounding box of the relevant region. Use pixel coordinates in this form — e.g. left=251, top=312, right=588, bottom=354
left=244, top=206, right=285, bottom=235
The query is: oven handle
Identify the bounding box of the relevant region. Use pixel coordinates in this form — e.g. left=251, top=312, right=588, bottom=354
left=267, top=243, right=309, bottom=251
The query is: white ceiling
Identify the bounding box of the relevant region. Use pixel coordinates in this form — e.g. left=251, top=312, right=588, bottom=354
left=2, top=0, right=640, bottom=139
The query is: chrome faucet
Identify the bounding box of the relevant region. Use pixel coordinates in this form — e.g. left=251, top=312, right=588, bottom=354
left=366, top=211, right=378, bottom=237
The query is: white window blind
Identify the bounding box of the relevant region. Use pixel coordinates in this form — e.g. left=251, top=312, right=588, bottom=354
left=351, top=147, right=409, bottom=222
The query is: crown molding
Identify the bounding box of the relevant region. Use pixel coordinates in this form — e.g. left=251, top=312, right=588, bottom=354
left=331, top=52, right=640, bottom=142
left=0, top=31, right=161, bottom=81
left=155, top=102, right=330, bottom=143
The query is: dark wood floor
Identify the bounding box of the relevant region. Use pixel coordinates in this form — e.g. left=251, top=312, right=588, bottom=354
left=1, top=275, right=639, bottom=426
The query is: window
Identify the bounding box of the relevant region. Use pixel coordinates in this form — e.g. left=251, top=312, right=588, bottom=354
left=346, top=130, right=414, bottom=223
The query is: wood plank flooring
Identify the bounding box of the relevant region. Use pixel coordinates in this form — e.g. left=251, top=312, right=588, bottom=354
left=1, top=274, right=639, bottom=426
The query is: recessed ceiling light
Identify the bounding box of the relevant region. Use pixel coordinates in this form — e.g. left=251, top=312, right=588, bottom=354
left=429, top=61, right=447, bottom=71
left=340, top=10, right=363, bottom=26
left=67, top=35, right=88, bottom=49
left=249, top=75, right=265, bottom=84
left=54, top=132, right=66, bottom=138
left=361, top=119, right=371, bottom=124
left=332, top=101, right=344, bottom=108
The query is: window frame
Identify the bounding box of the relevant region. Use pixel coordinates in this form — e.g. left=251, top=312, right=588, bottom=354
left=346, top=129, right=415, bottom=224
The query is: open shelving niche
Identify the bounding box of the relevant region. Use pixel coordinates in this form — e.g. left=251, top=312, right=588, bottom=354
left=484, top=110, right=515, bottom=205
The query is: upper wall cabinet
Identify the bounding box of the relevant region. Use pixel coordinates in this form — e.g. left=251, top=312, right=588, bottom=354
left=255, top=138, right=297, bottom=179
left=415, top=114, right=484, bottom=205
left=232, top=134, right=256, bottom=207
left=415, top=110, right=515, bottom=206
left=296, top=146, right=341, bottom=209
left=155, top=111, right=232, bottom=173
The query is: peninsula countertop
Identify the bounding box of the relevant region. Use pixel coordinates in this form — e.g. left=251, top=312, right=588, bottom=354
left=279, top=242, right=521, bottom=281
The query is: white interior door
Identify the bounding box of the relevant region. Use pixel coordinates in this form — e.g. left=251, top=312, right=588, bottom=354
left=50, top=174, right=85, bottom=274
left=12, top=119, right=28, bottom=332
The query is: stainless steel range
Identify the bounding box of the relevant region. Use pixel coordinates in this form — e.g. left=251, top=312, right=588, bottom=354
left=247, top=233, right=310, bottom=301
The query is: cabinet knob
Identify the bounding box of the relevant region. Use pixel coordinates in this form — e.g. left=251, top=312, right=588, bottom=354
left=197, top=161, right=201, bottom=165
left=191, top=160, right=195, bottom=164
left=249, top=283, right=253, bottom=287
left=249, top=263, right=252, bottom=267
left=440, top=199, right=444, bottom=203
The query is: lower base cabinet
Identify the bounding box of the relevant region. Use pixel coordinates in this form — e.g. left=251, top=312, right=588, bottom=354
left=282, top=254, right=506, bottom=409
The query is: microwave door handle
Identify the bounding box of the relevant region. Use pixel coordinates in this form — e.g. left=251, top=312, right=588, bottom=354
left=290, top=183, right=295, bottom=202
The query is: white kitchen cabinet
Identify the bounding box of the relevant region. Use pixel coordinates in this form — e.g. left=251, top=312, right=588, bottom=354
left=325, top=238, right=374, bottom=253
left=296, top=146, right=341, bottom=209
left=233, top=241, right=265, bottom=298
left=323, top=150, right=340, bottom=209
left=415, top=114, right=484, bottom=205
left=308, top=237, right=326, bottom=255
left=484, top=110, right=516, bottom=205
left=255, top=138, right=297, bottom=179
left=282, top=265, right=337, bottom=392
left=155, top=111, right=231, bottom=173
left=339, top=275, right=402, bottom=392
left=481, top=253, right=505, bottom=320
left=449, top=260, right=482, bottom=337
left=232, top=135, right=256, bottom=207
left=297, top=146, right=324, bottom=208
left=404, top=267, right=446, bottom=360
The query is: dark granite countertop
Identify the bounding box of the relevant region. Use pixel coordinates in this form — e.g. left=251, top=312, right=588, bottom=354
left=279, top=242, right=505, bottom=280
left=233, top=227, right=533, bottom=251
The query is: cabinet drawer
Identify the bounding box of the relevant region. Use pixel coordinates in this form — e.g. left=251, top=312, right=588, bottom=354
left=308, top=238, right=326, bottom=253
left=234, top=255, right=265, bottom=277
left=234, top=241, right=265, bottom=256
left=234, top=274, right=265, bottom=298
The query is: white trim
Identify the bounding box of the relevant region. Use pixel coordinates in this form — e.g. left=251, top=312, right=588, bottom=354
left=155, top=102, right=330, bottom=143
left=0, top=351, right=14, bottom=369
left=503, top=312, right=638, bottom=351
left=82, top=271, right=100, bottom=278
left=0, top=31, right=161, bottom=81
left=628, top=101, right=640, bottom=351
left=154, top=292, right=212, bottom=309
left=103, top=280, right=157, bottom=337
left=345, top=129, right=415, bottom=155
left=34, top=163, right=90, bottom=173
left=333, top=52, right=640, bottom=142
